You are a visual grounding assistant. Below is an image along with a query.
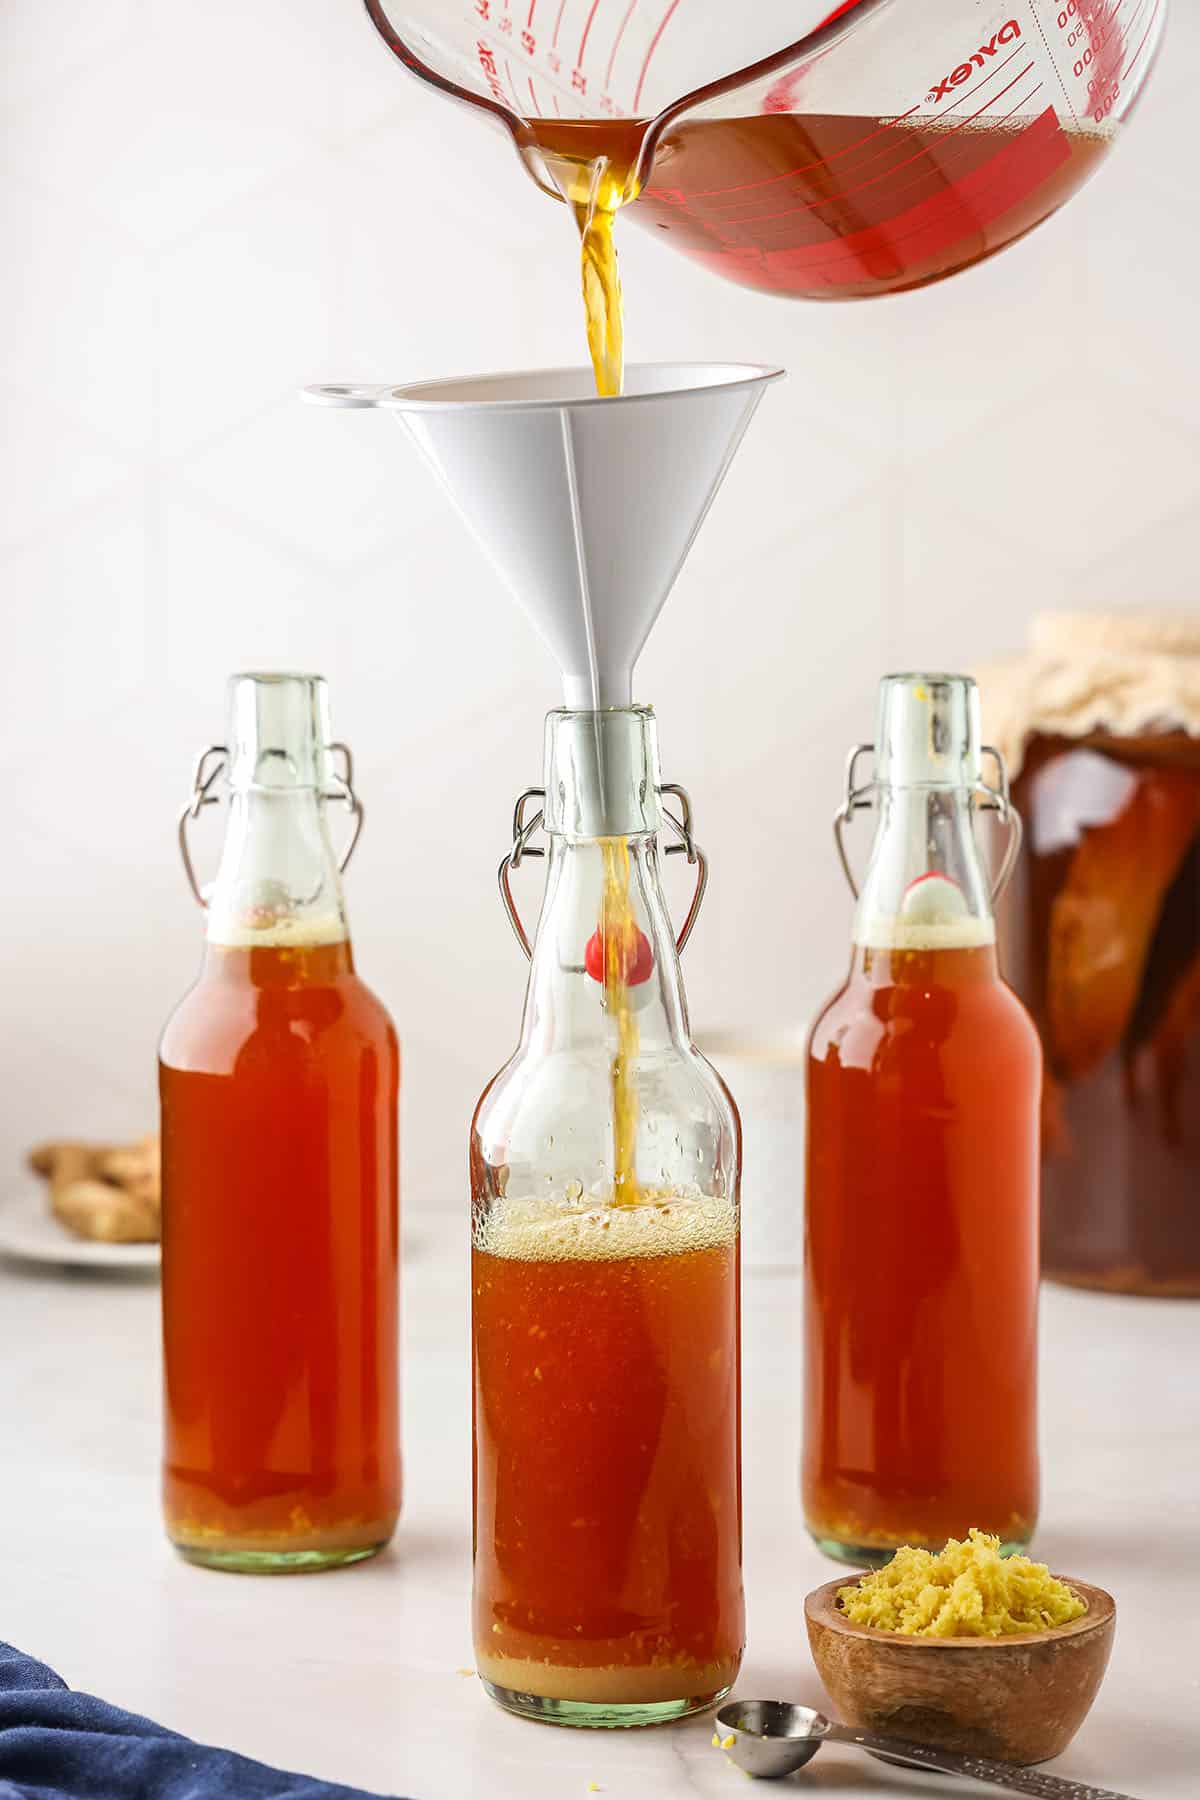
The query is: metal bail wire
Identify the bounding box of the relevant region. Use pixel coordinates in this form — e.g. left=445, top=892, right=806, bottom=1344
left=832, top=742, right=1023, bottom=903
left=497, top=781, right=709, bottom=963
left=177, top=740, right=365, bottom=910
left=497, top=788, right=547, bottom=960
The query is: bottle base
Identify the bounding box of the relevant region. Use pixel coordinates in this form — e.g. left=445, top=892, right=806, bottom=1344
left=173, top=1540, right=389, bottom=1575
left=808, top=1529, right=1034, bottom=1569
left=480, top=1679, right=731, bottom=1730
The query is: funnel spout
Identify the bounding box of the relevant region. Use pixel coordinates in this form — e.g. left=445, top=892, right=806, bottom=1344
left=563, top=671, right=629, bottom=710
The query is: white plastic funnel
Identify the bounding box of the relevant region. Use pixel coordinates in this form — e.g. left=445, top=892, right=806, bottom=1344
left=311, top=364, right=782, bottom=708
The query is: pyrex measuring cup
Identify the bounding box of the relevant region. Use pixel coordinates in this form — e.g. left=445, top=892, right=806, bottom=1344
left=362, top=0, right=1167, bottom=298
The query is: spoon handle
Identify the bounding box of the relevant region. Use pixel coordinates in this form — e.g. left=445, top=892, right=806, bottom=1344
left=829, top=1726, right=1138, bottom=1800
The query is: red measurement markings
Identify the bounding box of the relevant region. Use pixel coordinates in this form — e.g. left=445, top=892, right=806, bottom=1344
left=1121, top=0, right=1162, bottom=83
left=633, top=0, right=681, bottom=110
left=700, top=59, right=1041, bottom=230
left=605, top=0, right=640, bottom=90
left=577, top=0, right=602, bottom=63
left=709, top=88, right=1044, bottom=249
left=1051, top=0, right=1158, bottom=123
left=1054, top=0, right=1128, bottom=99
left=673, top=111, right=918, bottom=204
left=657, top=36, right=1029, bottom=211
left=739, top=107, right=1070, bottom=287
left=552, top=0, right=568, bottom=48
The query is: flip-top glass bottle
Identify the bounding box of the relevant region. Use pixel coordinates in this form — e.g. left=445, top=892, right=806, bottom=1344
left=160, top=674, right=401, bottom=1572
left=472, top=707, right=744, bottom=1727
left=804, top=675, right=1041, bottom=1567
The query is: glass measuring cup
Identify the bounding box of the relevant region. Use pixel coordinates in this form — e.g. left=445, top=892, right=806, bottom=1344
left=363, top=0, right=1168, bottom=299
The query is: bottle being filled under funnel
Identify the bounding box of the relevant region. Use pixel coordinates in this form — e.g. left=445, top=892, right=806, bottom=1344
left=472, top=706, right=744, bottom=1724
left=307, top=362, right=780, bottom=1721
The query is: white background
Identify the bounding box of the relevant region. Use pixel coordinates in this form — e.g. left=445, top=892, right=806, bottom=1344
left=3, top=2, right=1198, bottom=1209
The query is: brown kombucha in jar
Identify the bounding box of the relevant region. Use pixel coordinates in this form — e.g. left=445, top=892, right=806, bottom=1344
left=981, top=616, right=1200, bottom=1297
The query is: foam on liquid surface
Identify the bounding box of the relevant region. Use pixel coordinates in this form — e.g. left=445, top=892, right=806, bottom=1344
left=475, top=1191, right=737, bottom=1263
left=206, top=910, right=348, bottom=950
left=856, top=872, right=995, bottom=951
left=856, top=916, right=996, bottom=951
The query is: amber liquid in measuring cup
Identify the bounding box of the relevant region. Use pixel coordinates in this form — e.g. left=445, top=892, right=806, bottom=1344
left=161, top=935, right=401, bottom=1568
left=530, top=108, right=1108, bottom=390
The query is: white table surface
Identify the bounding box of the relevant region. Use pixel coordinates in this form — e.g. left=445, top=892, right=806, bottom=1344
left=2, top=1211, right=1198, bottom=1800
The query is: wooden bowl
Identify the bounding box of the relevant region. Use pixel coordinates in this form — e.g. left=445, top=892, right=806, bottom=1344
left=805, top=1575, right=1115, bottom=1766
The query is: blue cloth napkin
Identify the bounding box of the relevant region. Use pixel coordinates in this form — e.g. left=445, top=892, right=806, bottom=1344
left=0, top=1644, right=404, bottom=1799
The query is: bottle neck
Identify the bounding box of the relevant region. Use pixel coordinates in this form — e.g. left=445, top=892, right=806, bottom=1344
left=854, top=785, right=995, bottom=955
left=520, top=834, right=690, bottom=1054
left=204, top=787, right=349, bottom=952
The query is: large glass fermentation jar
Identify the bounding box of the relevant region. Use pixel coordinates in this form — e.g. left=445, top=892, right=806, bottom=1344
left=471, top=707, right=744, bottom=1728
left=981, top=615, right=1200, bottom=1297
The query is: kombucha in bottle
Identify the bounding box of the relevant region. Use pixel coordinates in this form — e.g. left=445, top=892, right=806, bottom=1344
left=472, top=707, right=743, bottom=1726
left=160, top=674, right=400, bottom=1572
left=804, top=675, right=1041, bottom=1567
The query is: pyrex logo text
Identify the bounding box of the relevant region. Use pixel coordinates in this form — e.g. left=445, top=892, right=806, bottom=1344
left=927, top=21, right=1022, bottom=103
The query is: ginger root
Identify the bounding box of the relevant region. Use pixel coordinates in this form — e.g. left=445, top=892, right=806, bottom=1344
left=29, top=1135, right=161, bottom=1245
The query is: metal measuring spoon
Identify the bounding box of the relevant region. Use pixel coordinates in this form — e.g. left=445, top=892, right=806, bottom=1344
left=714, top=1701, right=1140, bottom=1799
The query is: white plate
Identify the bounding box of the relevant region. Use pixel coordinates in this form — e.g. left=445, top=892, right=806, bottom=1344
left=0, top=1190, right=160, bottom=1271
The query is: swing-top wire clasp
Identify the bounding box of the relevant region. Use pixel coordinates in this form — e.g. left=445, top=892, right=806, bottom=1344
left=832, top=743, right=1023, bottom=903
left=497, top=782, right=709, bottom=963
left=176, top=742, right=364, bottom=910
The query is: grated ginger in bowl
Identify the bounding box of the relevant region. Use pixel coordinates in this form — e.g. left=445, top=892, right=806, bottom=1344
left=838, top=1529, right=1088, bottom=1639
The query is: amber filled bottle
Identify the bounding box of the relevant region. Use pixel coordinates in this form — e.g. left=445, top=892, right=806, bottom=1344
left=160, top=674, right=400, bottom=1572
left=804, top=675, right=1041, bottom=1567
left=472, top=707, right=743, bottom=1728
